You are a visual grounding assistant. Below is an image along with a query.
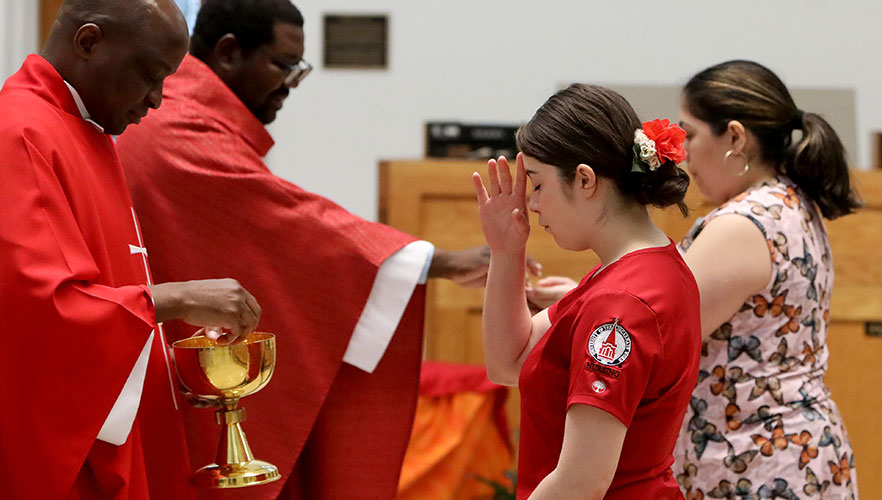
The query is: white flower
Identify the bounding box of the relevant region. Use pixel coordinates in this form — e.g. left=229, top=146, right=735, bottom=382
left=634, top=129, right=662, bottom=170
left=634, top=130, right=649, bottom=143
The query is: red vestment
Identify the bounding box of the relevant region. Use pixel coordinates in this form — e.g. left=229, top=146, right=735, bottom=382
left=0, top=55, right=193, bottom=499
left=117, top=54, right=425, bottom=500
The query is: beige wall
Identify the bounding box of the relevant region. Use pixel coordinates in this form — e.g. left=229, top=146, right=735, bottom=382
left=611, top=85, right=857, bottom=165
left=0, top=0, right=39, bottom=82
left=267, top=0, right=882, bottom=222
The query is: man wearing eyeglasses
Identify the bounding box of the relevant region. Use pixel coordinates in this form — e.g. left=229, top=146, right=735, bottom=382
left=116, top=1, right=502, bottom=499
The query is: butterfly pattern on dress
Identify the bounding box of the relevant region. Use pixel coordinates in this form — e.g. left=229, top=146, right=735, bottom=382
left=799, top=340, right=821, bottom=369
left=687, top=397, right=727, bottom=459
left=769, top=270, right=788, bottom=296
left=677, top=459, right=707, bottom=500
left=800, top=308, right=822, bottom=345
left=751, top=422, right=790, bottom=457
left=710, top=365, right=752, bottom=403
left=744, top=289, right=788, bottom=318
left=789, top=430, right=819, bottom=470
left=742, top=405, right=783, bottom=432
left=798, top=206, right=813, bottom=234
left=750, top=200, right=784, bottom=220
left=802, top=467, right=830, bottom=496
left=725, top=443, right=759, bottom=474
left=768, top=338, right=801, bottom=372
left=828, top=453, right=855, bottom=487
left=786, top=386, right=824, bottom=422
left=792, top=239, right=818, bottom=301
left=725, top=403, right=743, bottom=432
left=749, top=376, right=785, bottom=406
left=772, top=185, right=800, bottom=208
left=707, top=478, right=756, bottom=499
left=673, top=177, right=858, bottom=499
left=818, top=425, right=842, bottom=455
left=712, top=323, right=763, bottom=363
left=768, top=232, right=790, bottom=263
left=757, top=478, right=800, bottom=500
left=775, top=303, right=803, bottom=337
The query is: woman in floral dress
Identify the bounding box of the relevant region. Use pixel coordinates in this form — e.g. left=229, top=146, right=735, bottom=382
left=673, top=60, right=861, bottom=499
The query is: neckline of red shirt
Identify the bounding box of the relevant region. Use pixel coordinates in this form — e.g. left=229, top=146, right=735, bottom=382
left=587, top=238, right=676, bottom=282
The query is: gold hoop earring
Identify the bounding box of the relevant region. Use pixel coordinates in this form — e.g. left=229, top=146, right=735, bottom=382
left=725, top=150, right=750, bottom=177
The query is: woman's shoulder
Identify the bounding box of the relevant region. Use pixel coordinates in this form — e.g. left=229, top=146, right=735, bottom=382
left=714, top=176, right=812, bottom=221
left=563, top=286, right=660, bottom=330
left=715, top=177, right=781, bottom=212
left=682, top=177, right=812, bottom=251
left=590, top=246, right=697, bottom=309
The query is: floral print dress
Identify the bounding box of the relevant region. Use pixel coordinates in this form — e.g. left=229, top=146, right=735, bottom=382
left=673, top=177, right=858, bottom=499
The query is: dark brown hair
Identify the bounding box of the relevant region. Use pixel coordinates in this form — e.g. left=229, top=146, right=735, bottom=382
left=190, top=0, right=304, bottom=59
left=516, top=84, right=689, bottom=216
left=683, top=60, right=860, bottom=219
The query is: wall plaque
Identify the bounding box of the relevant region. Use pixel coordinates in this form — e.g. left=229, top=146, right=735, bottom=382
left=323, top=14, right=388, bottom=69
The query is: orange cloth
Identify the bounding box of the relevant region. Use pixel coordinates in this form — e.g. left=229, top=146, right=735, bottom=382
left=397, top=363, right=513, bottom=500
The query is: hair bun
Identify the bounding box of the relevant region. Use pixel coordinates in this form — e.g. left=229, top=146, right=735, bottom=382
left=626, top=162, right=690, bottom=216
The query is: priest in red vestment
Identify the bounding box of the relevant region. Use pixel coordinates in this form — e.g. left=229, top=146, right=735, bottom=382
left=0, top=2, right=264, bottom=498
left=117, top=1, right=498, bottom=499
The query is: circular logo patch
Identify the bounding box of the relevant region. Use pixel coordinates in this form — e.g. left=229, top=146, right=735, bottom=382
left=587, top=319, right=632, bottom=366
left=592, top=380, right=607, bottom=394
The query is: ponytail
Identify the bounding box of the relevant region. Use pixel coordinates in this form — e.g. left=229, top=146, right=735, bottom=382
left=785, top=112, right=861, bottom=219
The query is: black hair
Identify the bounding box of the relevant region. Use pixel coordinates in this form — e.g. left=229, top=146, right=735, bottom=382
left=190, top=0, right=304, bottom=59
left=683, top=60, right=861, bottom=219
left=517, top=84, right=690, bottom=216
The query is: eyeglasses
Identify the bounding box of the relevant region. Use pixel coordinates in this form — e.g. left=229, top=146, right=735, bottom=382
left=259, top=47, right=313, bottom=87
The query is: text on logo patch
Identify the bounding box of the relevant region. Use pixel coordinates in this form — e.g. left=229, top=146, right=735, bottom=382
left=586, top=318, right=632, bottom=367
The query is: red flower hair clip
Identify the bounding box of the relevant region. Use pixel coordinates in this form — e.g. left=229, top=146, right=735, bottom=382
left=632, top=119, right=687, bottom=173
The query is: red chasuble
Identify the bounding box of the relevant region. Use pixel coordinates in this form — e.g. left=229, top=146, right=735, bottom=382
left=0, top=55, right=193, bottom=499
left=117, top=54, right=425, bottom=500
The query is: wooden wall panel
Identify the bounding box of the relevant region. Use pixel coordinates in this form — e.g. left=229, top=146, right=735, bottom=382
left=825, top=322, right=882, bottom=498
left=823, top=172, right=882, bottom=497
left=828, top=209, right=882, bottom=320
left=381, top=160, right=882, bottom=498
left=40, top=0, right=63, bottom=48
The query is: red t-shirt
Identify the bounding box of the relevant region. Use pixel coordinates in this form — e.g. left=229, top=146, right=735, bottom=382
left=517, top=242, right=701, bottom=499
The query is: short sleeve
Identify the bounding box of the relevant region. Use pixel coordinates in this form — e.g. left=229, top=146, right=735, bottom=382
left=567, top=291, right=663, bottom=427
left=548, top=298, right=561, bottom=323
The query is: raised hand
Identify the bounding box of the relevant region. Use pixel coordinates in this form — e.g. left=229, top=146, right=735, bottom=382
left=472, top=154, right=530, bottom=254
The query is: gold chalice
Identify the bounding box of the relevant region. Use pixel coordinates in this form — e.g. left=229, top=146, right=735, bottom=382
left=172, top=332, right=280, bottom=488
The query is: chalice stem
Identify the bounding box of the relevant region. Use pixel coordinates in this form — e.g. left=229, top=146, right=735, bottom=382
left=215, top=399, right=255, bottom=466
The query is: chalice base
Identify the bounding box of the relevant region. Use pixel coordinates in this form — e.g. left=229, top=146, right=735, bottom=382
left=189, top=460, right=281, bottom=488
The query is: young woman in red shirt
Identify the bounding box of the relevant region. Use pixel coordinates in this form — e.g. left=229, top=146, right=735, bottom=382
left=473, top=84, right=702, bottom=500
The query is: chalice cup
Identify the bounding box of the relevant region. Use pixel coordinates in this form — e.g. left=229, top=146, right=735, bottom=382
left=172, top=332, right=280, bottom=488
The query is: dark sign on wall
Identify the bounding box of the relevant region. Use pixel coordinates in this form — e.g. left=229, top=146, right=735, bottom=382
left=425, top=122, right=519, bottom=160
left=323, top=14, right=388, bottom=69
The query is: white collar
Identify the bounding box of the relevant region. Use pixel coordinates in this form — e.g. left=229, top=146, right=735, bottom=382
left=63, top=80, right=106, bottom=133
